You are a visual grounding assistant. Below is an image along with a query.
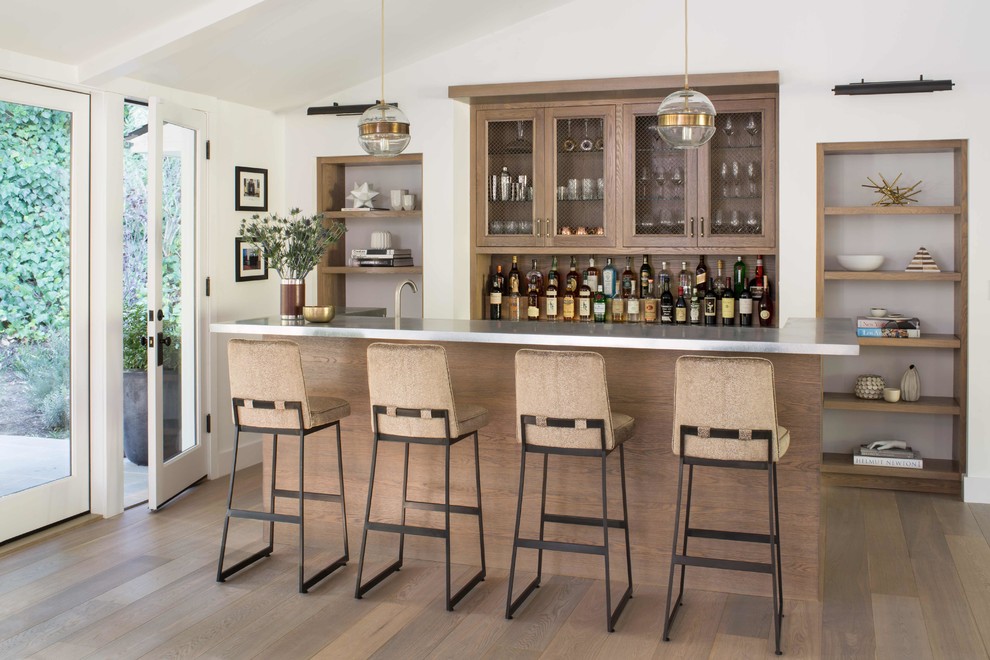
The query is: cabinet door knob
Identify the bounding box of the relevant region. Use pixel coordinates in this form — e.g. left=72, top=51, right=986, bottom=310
left=690, top=217, right=695, bottom=238
left=700, top=216, right=705, bottom=237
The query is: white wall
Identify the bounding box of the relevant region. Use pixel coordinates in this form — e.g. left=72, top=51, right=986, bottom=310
left=283, top=0, right=990, bottom=500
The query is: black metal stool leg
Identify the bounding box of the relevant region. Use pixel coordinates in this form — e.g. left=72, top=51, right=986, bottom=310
left=354, top=436, right=381, bottom=598
left=216, top=426, right=242, bottom=582
left=769, top=461, right=782, bottom=655
left=297, top=432, right=306, bottom=593
left=663, top=457, right=686, bottom=641
left=336, top=423, right=349, bottom=561
left=268, top=434, right=278, bottom=552
left=537, top=452, right=548, bottom=583
left=444, top=442, right=453, bottom=610
left=773, top=461, right=784, bottom=619
left=678, top=463, right=695, bottom=603
left=506, top=446, right=532, bottom=619
left=619, top=445, right=633, bottom=595
left=399, top=442, right=410, bottom=565
left=600, top=450, right=613, bottom=632
left=474, top=432, right=487, bottom=577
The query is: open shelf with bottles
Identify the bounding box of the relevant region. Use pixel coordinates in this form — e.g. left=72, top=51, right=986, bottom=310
left=816, top=139, right=967, bottom=495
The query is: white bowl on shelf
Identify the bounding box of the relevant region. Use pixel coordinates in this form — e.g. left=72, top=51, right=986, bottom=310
left=836, top=254, right=884, bottom=271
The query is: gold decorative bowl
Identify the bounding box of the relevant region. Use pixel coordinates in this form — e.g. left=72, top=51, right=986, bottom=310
left=302, top=305, right=335, bottom=323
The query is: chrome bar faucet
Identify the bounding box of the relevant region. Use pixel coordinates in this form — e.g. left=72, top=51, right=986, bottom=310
left=394, top=279, right=419, bottom=318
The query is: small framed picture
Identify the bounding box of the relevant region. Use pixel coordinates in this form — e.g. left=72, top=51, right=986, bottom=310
left=235, top=166, right=268, bottom=211
left=235, top=237, right=268, bottom=282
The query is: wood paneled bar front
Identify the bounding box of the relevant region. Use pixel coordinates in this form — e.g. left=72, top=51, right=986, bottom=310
left=211, top=317, right=857, bottom=602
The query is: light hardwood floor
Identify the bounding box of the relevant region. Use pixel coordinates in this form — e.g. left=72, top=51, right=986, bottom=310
left=1, top=468, right=989, bottom=659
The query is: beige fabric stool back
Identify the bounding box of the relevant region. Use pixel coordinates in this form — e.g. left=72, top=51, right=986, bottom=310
left=367, top=343, right=461, bottom=438
left=672, top=355, right=785, bottom=462
left=228, top=339, right=311, bottom=430
left=515, top=349, right=618, bottom=451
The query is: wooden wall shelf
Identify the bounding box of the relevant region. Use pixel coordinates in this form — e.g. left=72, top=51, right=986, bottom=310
left=821, top=453, right=960, bottom=495
left=824, top=271, right=961, bottom=281
left=320, top=266, right=422, bottom=275
left=824, top=205, right=961, bottom=216
left=857, top=334, right=960, bottom=349
left=823, top=392, right=960, bottom=415
left=324, top=210, right=421, bottom=219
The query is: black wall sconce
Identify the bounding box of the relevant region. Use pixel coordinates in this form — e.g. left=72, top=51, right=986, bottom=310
left=307, top=101, right=401, bottom=116
left=833, top=76, right=954, bottom=96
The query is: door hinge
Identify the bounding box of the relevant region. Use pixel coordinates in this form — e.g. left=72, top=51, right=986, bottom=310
left=206, top=276, right=211, bottom=296
left=205, top=414, right=211, bottom=433
left=206, top=140, right=211, bottom=160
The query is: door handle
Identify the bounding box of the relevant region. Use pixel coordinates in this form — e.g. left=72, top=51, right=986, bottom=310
left=156, top=332, right=165, bottom=367
left=162, top=336, right=172, bottom=347
left=700, top=216, right=705, bottom=237
left=690, top=217, right=695, bottom=238
left=535, top=218, right=542, bottom=237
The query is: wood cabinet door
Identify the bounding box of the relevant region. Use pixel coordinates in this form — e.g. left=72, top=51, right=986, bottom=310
left=620, top=102, right=698, bottom=248
left=544, top=105, right=617, bottom=248
left=697, top=98, right=776, bottom=248
left=475, top=108, right=546, bottom=247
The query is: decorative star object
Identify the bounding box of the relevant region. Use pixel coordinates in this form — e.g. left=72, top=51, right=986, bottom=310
left=347, top=182, right=380, bottom=209
left=862, top=172, right=922, bottom=206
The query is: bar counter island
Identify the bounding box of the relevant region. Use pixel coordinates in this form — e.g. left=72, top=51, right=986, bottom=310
left=211, top=316, right=857, bottom=602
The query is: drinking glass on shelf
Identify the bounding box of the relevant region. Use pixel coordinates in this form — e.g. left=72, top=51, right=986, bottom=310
left=638, top=168, right=650, bottom=199
left=506, top=121, right=531, bottom=153
left=744, top=115, right=760, bottom=147
left=747, top=161, right=759, bottom=197
left=671, top=167, right=684, bottom=197
left=655, top=168, right=666, bottom=199
left=567, top=178, right=579, bottom=201
left=582, top=178, right=595, bottom=200
left=660, top=208, right=674, bottom=231
left=730, top=210, right=741, bottom=232
left=722, top=116, right=735, bottom=147
left=746, top=211, right=761, bottom=232
left=713, top=209, right=724, bottom=232
left=731, top=161, right=741, bottom=198
left=720, top=161, right=730, bottom=198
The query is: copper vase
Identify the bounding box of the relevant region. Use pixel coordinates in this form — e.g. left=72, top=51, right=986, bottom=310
left=280, top=278, right=305, bottom=320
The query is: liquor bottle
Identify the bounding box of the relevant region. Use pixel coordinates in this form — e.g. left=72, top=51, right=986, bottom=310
left=678, top=261, right=693, bottom=298
left=748, top=254, right=765, bottom=302
left=639, top=255, right=653, bottom=298
left=508, top=290, right=522, bottom=321
left=621, top=257, right=637, bottom=299
left=689, top=287, right=701, bottom=325
left=565, top=256, right=581, bottom=294
left=602, top=257, right=619, bottom=299
left=547, top=256, right=561, bottom=291
left=695, top=255, right=708, bottom=296
left=508, top=255, right=521, bottom=295
left=658, top=261, right=672, bottom=296
left=593, top=285, right=607, bottom=323
left=703, top=284, right=718, bottom=326
left=644, top=278, right=658, bottom=323
left=545, top=280, right=559, bottom=321
left=738, top=284, right=753, bottom=326
left=611, top=294, right=625, bottom=323
left=562, top=286, right=576, bottom=321
left=659, top=278, right=674, bottom=324
left=675, top=286, right=687, bottom=324
left=488, top=265, right=504, bottom=320
left=584, top=257, right=600, bottom=292
left=733, top=256, right=747, bottom=296
left=527, top=286, right=540, bottom=321
left=625, top=271, right=640, bottom=323
left=527, top=258, right=544, bottom=295
left=721, top=276, right=735, bottom=326
left=499, top=165, right=512, bottom=202
left=713, top=260, right=725, bottom=296
left=758, top=275, right=774, bottom=327
left=578, top=281, right=593, bottom=322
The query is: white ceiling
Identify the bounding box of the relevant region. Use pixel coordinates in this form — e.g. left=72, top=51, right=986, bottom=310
left=0, top=0, right=577, bottom=112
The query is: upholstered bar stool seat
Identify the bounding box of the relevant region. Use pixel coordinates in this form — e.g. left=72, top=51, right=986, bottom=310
left=354, top=343, right=488, bottom=611
left=663, top=355, right=786, bottom=654
left=506, top=349, right=635, bottom=632
left=217, top=339, right=351, bottom=594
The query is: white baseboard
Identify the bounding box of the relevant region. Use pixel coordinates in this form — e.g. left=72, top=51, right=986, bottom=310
left=214, top=437, right=263, bottom=478
left=962, top=474, right=990, bottom=503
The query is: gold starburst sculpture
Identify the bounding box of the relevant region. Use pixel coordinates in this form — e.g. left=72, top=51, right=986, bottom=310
left=862, top=172, right=922, bottom=206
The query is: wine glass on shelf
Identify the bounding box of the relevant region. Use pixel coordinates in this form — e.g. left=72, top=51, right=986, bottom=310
left=746, top=211, right=761, bottom=232
left=729, top=210, right=741, bottom=232
left=713, top=209, right=724, bottom=233
left=562, top=119, right=576, bottom=152
left=506, top=120, right=530, bottom=153
left=720, top=161, right=730, bottom=198
left=671, top=167, right=683, bottom=198
left=746, top=161, right=759, bottom=197
left=731, top=161, right=741, bottom=198
left=638, top=167, right=650, bottom=199
left=655, top=167, right=666, bottom=199
left=722, top=116, right=735, bottom=147
left=579, top=119, right=594, bottom=151
left=744, top=115, right=760, bottom=147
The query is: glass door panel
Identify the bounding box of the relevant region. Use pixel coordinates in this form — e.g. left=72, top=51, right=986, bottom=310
left=0, top=79, right=90, bottom=542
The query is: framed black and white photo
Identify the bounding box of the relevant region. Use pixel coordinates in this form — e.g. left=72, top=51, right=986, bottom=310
left=235, top=166, right=268, bottom=211
left=234, top=237, right=268, bottom=282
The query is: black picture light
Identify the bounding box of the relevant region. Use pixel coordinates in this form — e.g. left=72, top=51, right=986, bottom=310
left=307, top=102, right=401, bottom=116
left=832, top=76, right=954, bottom=96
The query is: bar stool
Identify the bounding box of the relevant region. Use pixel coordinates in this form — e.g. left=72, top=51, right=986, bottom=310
left=662, top=355, right=786, bottom=655
left=506, top=349, right=635, bottom=632
left=354, top=343, right=488, bottom=611
left=217, top=339, right=350, bottom=594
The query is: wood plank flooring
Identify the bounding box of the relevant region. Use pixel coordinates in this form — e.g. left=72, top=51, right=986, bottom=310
left=1, top=471, right=988, bottom=659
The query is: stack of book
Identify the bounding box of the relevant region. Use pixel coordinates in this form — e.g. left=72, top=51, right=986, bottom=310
left=350, top=248, right=414, bottom=267
left=856, top=315, right=921, bottom=338
left=854, top=444, right=923, bottom=469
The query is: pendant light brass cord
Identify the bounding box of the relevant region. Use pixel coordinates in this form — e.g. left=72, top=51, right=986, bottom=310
left=683, top=0, right=689, bottom=90
left=380, top=0, right=385, bottom=106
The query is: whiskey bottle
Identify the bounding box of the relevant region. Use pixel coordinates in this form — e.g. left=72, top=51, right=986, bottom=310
left=621, top=257, right=637, bottom=299
left=658, top=261, right=672, bottom=296
left=508, top=255, right=521, bottom=295
left=695, top=255, right=708, bottom=296
left=703, top=284, right=718, bottom=326
left=713, top=260, right=725, bottom=296
left=689, top=287, right=701, bottom=325
left=625, top=283, right=640, bottom=323
left=488, top=265, right=504, bottom=320
left=508, top=290, right=522, bottom=321
left=639, top=255, right=653, bottom=298
left=659, top=277, right=674, bottom=324
left=593, top=285, right=607, bottom=323
left=675, top=286, right=688, bottom=324
left=547, top=256, right=561, bottom=291
left=527, top=258, right=544, bottom=295
left=562, top=286, right=576, bottom=321
left=565, top=256, right=581, bottom=294
left=527, top=286, right=540, bottom=321
left=721, top=276, right=735, bottom=326
left=758, top=275, right=774, bottom=327
left=578, top=281, right=593, bottom=322
left=678, top=261, right=693, bottom=298
left=748, top=254, right=765, bottom=302
left=545, top=281, right=559, bottom=321
left=611, top=294, right=625, bottom=323
left=602, top=257, right=619, bottom=298
left=584, top=257, right=600, bottom=292
left=738, top=284, right=753, bottom=326
left=733, top=256, right=747, bottom=296
left=643, top=278, right=658, bottom=323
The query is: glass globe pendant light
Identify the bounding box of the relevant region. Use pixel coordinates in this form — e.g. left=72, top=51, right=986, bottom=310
left=656, top=0, right=716, bottom=149
left=358, top=0, right=410, bottom=157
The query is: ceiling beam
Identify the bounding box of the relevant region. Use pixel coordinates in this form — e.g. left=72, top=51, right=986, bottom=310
left=77, top=0, right=274, bottom=86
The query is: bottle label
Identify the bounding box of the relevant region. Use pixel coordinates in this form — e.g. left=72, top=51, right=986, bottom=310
left=587, top=274, right=598, bottom=291
left=611, top=297, right=624, bottom=320
left=627, top=298, right=640, bottom=315
left=644, top=299, right=658, bottom=322
left=675, top=307, right=687, bottom=323
left=722, top=299, right=735, bottom=319
left=696, top=272, right=707, bottom=286
left=704, top=299, right=716, bottom=317
left=509, top=276, right=519, bottom=294
left=740, top=298, right=754, bottom=314
left=562, top=297, right=575, bottom=319
left=689, top=304, right=700, bottom=323
left=578, top=298, right=591, bottom=317
left=760, top=309, right=771, bottom=320
left=509, top=297, right=521, bottom=320
left=593, top=301, right=606, bottom=316
left=490, top=292, right=502, bottom=304
left=603, top=271, right=615, bottom=296
left=566, top=276, right=578, bottom=292
left=546, top=297, right=558, bottom=317
left=660, top=303, right=673, bottom=323
left=750, top=285, right=764, bottom=300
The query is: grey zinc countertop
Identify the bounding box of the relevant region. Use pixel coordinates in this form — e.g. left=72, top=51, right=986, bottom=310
left=211, top=316, right=859, bottom=356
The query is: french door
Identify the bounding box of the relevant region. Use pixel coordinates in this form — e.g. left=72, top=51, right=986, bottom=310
left=0, top=78, right=89, bottom=541
left=146, top=98, right=208, bottom=509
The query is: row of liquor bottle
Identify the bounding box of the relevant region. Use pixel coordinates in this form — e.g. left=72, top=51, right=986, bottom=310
left=487, top=254, right=774, bottom=326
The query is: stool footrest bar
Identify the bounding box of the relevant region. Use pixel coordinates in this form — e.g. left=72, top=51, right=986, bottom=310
left=516, top=537, right=606, bottom=556
left=506, top=576, right=541, bottom=619
left=273, top=488, right=342, bottom=504
left=355, top=559, right=402, bottom=598
left=687, top=527, right=778, bottom=544
left=365, top=521, right=448, bottom=539
left=300, top=555, right=348, bottom=593
left=673, top=554, right=773, bottom=574
left=449, top=569, right=486, bottom=611
left=403, top=499, right=480, bottom=516
left=228, top=508, right=300, bottom=525
left=609, top=584, right=634, bottom=631
left=544, top=513, right=626, bottom=529
left=217, top=546, right=272, bottom=582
